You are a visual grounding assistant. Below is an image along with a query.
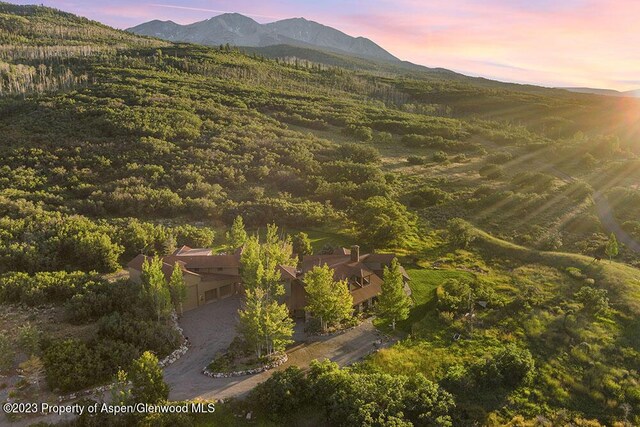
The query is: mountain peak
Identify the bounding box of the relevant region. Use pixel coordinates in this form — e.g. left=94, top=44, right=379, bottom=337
left=128, top=13, right=398, bottom=61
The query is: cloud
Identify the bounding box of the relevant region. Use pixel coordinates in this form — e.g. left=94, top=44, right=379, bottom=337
left=14, top=0, right=640, bottom=90
left=148, top=3, right=283, bottom=20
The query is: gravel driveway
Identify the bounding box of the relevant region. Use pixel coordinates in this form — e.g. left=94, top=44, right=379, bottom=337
left=166, top=299, right=386, bottom=401
left=164, top=296, right=241, bottom=400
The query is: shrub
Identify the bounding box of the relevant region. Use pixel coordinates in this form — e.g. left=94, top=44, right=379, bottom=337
left=250, top=366, right=309, bottom=417
left=479, top=164, right=505, bottom=179
left=97, top=312, right=181, bottom=357
left=43, top=339, right=100, bottom=392
left=336, top=143, right=381, bottom=164
left=0, top=333, right=14, bottom=372
left=487, top=152, right=513, bottom=164
left=343, top=125, right=373, bottom=142
left=307, top=360, right=454, bottom=426
left=433, top=151, right=448, bottom=163
left=64, top=279, right=141, bottom=324
left=0, top=271, right=106, bottom=306
left=470, top=345, right=535, bottom=389
left=574, top=286, right=609, bottom=314
left=447, top=218, right=476, bottom=249
left=174, top=224, right=215, bottom=248
left=406, top=155, right=425, bottom=165
left=351, top=196, right=417, bottom=248
left=18, top=323, right=40, bottom=356
left=409, top=187, right=451, bottom=208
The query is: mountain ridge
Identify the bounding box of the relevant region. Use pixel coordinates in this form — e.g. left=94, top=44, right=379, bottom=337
left=560, top=87, right=640, bottom=98
left=127, top=13, right=398, bottom=62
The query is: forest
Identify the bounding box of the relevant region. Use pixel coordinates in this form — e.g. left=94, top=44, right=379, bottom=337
left=1, top=2, right=640, bottom=426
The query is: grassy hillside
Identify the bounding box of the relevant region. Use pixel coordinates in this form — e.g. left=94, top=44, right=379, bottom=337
left=0, top=1, right=165, bottom=47
left=0, top=3, right=639, bottom=425
left=368, top=225, right=640, bottom=424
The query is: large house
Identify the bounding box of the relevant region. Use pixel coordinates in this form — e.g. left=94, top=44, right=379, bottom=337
left=127, top=246, right=243, bottom=312
left=288, top=245, right=410, bottom=317
left=127, top=245, right=409, bottom=316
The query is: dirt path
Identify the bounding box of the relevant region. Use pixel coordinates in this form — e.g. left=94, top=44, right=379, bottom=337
left=593, top=191, right=640, bottom=253
left=526, top=152, right=640, bottom=253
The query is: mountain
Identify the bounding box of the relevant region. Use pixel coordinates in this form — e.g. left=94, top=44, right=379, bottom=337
left=4, top=3, right=640, bottom=425
left=127, top=13, right=398, bottom=61
left=561, top=87, right=640, bottom=98
left=0, top=1, right=167, bottom=48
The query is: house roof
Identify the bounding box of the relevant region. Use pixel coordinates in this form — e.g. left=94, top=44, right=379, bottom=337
left=173, top=245, right=213, bottom=256
left=163, top=254, right=240, bottom=269
left=127, top=254, right=200, bottom=280
left=351, top=281, right=383, bottom=306
left=333, top=247, right=351, bottom=255
left=301, top=252, right=402, bottom=280
left=278, top=265, right=298, bottom=281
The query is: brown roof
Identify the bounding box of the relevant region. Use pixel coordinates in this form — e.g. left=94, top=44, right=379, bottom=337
left=350, top=282, right=383, bottom=306
left=331, top=263, right=376, bottom=282
left=127, top=254, right=200, bottom=280
left=278, top=265, right=298, bottom=281
left=290, top=277, right=383, bottom=309
left=173, top=246, right=213, bottom=256
left=163, top=254, right=240, bottom=269
left=198, top=273, right=242, bottom=282
left=301, top=252, right=399, bottom=281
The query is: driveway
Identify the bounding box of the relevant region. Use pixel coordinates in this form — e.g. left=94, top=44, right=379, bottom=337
left=167, top=312, right=387, bottom=401
left=164, top=296, right=241, bottom=400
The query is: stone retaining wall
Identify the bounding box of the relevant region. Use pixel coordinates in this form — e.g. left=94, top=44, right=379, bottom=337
left=202, top=353, right=288, bottom=378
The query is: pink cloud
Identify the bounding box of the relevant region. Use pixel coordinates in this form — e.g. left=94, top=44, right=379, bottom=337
left=306, top=0, right=640, bottom=90
left=10, top=0, right=640, bottom=90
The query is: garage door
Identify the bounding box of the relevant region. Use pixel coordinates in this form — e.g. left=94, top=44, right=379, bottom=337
left=219, top=284, right=234, bottom=298
left=204, top=289, right=217, bottom=302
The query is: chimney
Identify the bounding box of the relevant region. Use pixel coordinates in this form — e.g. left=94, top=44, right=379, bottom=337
left=350, top=245, right=360, bottom=263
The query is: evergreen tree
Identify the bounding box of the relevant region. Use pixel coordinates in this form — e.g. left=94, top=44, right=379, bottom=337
left=140, top=257, right=172, bottom=321
left=605, top=232, right=619, bottom=262
left=377, top=258, right=411, bottom=331
left=304, top=264, right=353, bottom=332
left=227, top=215, right=248, bottom=251
left=168, top=263, right=187, bottom=315
left=129, top=351, right=169, bottom=404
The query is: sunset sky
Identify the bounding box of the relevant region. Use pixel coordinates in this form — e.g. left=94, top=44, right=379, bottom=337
left=12, top=0, right=640, bottom=91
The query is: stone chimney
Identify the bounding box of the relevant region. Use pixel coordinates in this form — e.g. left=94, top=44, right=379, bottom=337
left=350, top=245, right=360, bottom=263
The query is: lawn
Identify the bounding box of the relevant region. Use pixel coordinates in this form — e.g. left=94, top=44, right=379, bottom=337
left=395, top=268, right=475, bottom=335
